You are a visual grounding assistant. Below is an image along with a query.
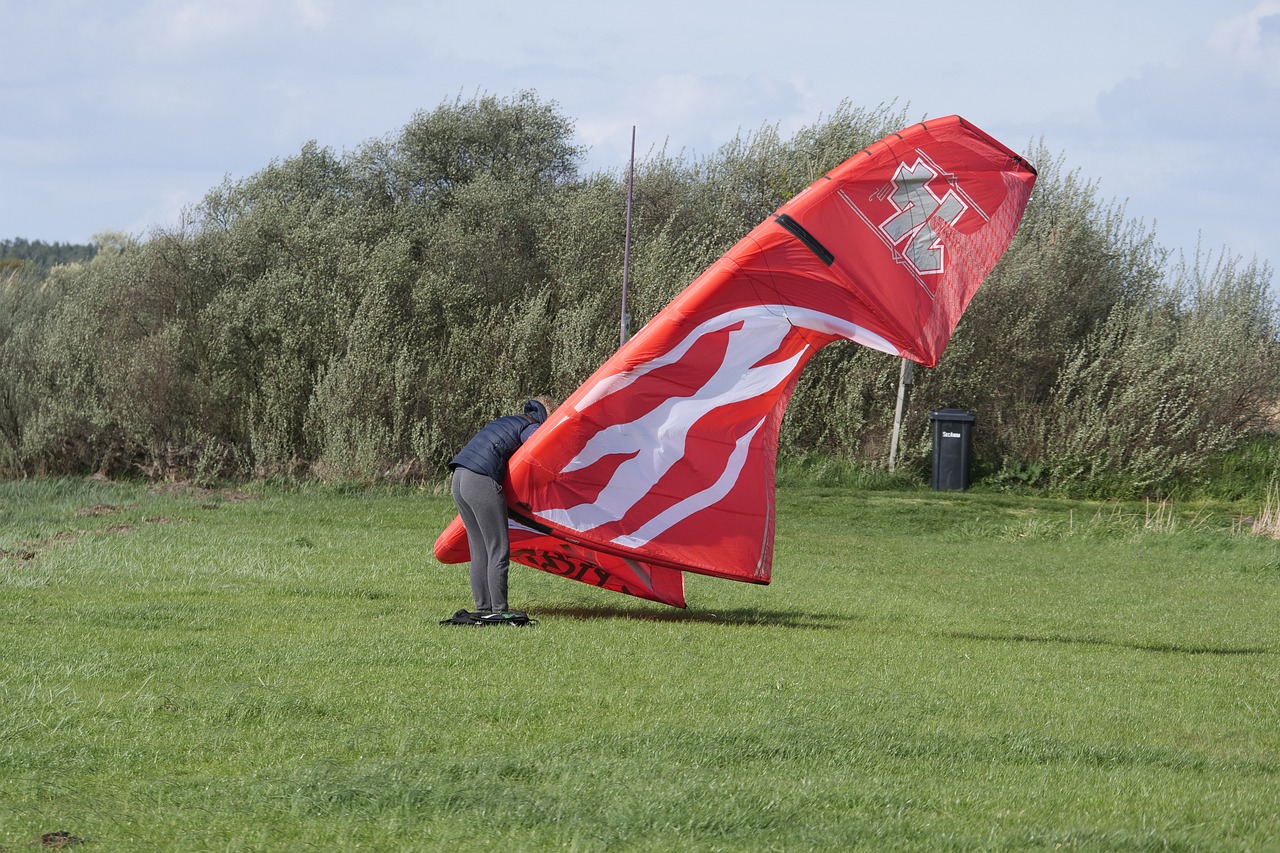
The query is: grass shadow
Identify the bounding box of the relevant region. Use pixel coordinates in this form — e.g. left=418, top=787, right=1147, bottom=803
left=940, top=630, right=1271, bottom=657
left=531, top=604, right=848, bottom=630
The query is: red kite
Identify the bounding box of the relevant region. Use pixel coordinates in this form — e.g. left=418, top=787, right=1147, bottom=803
left=435, top=116, right=1036, bottom=607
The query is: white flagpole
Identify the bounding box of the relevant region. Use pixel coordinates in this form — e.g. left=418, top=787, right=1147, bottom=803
left=888, top=357, right=913, bottom=472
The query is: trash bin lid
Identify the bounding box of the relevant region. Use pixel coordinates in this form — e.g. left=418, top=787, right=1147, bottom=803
left=929, top=408, right=976, bottom=422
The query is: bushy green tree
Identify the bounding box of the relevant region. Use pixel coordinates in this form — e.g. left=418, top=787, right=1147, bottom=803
left=1028, top=249, right=1279, bottom=495
left=0, top=92, right=1275, bottom=497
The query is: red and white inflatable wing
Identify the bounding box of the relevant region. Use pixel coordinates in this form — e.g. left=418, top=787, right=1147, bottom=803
left=436, top=115, right=1036, bottom=607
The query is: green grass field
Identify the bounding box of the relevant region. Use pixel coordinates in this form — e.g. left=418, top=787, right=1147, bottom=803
left=2, top=478, right=1277, bottom=851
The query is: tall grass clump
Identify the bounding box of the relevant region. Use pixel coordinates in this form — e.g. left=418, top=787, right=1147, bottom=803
left=1251, top=478, right=1280, bottom=538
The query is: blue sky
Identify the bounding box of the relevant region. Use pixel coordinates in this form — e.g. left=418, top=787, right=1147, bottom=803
left=2, top=0, right=1276, bottom=271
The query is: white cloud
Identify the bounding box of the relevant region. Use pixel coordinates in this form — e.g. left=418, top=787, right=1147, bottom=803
left=291, top=0, right=333, bottom=29
left=157, top=2, right=260, bottom=47
left=1209, top=0, right=1280, bottom=83
left=1006, top=1, right=1279, bottom=263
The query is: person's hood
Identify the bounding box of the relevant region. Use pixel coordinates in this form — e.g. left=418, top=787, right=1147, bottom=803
left=523, top=399, right=548, bottom=423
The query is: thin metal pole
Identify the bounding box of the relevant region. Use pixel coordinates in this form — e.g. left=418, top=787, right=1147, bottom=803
left=620, top=125, right=635, bottom=347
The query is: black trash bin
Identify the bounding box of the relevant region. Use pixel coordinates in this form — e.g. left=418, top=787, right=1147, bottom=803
left=930, top=409, right=976, bottom=490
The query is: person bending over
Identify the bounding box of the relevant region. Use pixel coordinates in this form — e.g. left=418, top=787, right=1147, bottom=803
left=447, top=397, right=553, bottom=616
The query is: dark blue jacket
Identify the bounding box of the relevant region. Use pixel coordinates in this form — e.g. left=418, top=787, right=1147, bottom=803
left=448, top=399, right=549, bottom=482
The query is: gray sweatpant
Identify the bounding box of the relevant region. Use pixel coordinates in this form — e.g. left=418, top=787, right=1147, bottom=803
left=450, top=466, right=510, bottom=613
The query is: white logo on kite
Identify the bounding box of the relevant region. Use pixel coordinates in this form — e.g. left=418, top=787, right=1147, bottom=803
left=877, top=157, right=968, bottom=275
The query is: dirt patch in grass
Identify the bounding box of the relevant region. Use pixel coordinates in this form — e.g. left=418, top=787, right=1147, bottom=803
left=0, top=830, right=83, bottom=851
left=40, top=831, right=84, bottom=849
left=1, top=516, right=177, bottom=564
left=74, top=502, right=138, bottom=517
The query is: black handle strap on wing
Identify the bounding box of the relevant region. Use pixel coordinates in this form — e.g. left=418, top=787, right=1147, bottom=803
left=774, top=213, right=835, bottom=266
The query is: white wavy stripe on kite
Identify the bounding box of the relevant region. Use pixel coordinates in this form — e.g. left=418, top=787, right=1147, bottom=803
left=573, top=304, right=898, bottom=413
left=537, top=304, right=897, bottom=540
left=611, top=416, right=765, bottom=552
left=539, top=317, right=802, bottom=533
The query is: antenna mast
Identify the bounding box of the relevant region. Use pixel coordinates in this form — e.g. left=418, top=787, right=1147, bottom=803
left=620, top=125, right=635, bottom=347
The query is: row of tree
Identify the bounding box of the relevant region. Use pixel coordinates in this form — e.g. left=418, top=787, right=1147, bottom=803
left=1, top=92, right=1276, bottom=496
left=0, top=238, right=97, bottom=271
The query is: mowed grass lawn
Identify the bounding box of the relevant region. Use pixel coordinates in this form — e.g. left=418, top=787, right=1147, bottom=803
left=1, top=478, right=1277, bottom=851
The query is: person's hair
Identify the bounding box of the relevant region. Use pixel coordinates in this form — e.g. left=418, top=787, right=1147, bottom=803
left=531, top=395, right=558, bottom=414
